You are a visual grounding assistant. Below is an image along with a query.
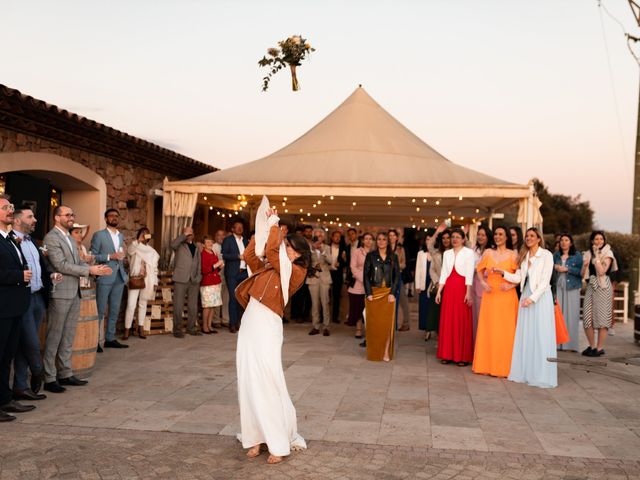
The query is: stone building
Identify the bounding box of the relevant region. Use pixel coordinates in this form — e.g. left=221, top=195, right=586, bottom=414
left=0, top=84, right=214, bottom=244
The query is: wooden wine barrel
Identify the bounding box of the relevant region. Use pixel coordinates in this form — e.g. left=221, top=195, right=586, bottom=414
left=71, top=288, right=99, bottom=379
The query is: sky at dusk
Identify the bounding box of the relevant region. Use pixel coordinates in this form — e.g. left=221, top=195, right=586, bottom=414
left=2, top=0, right=639, bottom=232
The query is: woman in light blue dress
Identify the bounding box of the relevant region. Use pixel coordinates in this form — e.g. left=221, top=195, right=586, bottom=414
left=497, top=228, right=557, bottom=389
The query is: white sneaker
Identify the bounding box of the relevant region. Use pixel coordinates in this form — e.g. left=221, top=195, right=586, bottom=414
left=608, top=328, right=615, bottom=336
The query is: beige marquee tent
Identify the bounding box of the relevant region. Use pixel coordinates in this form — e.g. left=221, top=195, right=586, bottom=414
left=162, top=86, right=538, bottom=253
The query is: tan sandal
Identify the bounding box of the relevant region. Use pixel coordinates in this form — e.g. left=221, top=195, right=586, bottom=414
left=246, top=445, right=263, bottom=458
left=267, top=454, right=284, bottom=465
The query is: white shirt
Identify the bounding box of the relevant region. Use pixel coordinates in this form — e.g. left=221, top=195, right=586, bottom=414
left=330, top=244, right=340, bottom=270
left=0, top=229, right=22, bottom=264
left=439, top=247, right=475, bottom=286
left=107, top=227, right=121, bottom=252
left=234, top=234, right=246, bottom=269
left=54, top=225, right=73, bottom=251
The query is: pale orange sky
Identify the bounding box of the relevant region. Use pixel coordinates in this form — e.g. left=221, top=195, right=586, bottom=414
left=3, top=0, right=638, bottom=231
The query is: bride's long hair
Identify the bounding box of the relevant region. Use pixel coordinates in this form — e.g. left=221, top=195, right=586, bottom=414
left=286, top=234, right=311, bottom=271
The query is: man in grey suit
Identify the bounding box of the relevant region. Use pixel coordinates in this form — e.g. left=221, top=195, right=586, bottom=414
left=91, top=208, right=129, bottom=349
left=171, top=226, right=202, bottom=338
left=43, top=205, right=110, bottom=393
left=307, top=231, right=333, bottom=337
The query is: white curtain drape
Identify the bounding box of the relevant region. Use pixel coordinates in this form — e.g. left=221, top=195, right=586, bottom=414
left=161, top=188, right=198, bottom=269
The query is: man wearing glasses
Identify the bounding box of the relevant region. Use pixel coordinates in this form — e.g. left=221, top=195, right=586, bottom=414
left=0, top=195, right=34, bottom=421
left=42, top=205, right=111, bottom=393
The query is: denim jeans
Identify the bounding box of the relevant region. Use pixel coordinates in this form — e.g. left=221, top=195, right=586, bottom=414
left=13, top=292, right=46, bottom=391
left=96, top=280, right=126, bottom=344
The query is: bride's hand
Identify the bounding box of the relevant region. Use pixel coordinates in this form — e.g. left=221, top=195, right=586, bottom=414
left=266, top=207, right=277, bottom=218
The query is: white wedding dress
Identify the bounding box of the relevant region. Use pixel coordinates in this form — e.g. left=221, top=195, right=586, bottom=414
left=236, top=298, right=306, bottom=456
left=236, top=196, right=306, bottom=456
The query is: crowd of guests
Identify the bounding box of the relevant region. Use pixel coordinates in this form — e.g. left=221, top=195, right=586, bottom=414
left=0, top=191, right=623, bottom=422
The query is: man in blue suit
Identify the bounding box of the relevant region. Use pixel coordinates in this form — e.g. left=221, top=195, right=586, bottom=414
left=91, top=208, right=129, bottom=349
left=221, top=220, right=248, bottom=333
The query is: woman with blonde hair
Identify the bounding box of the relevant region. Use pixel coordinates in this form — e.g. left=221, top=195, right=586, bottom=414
left=498, top=228, right=557, bottom=388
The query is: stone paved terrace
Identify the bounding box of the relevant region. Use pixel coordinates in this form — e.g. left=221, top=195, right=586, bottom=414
left=3, top=299, right=640, bottom=478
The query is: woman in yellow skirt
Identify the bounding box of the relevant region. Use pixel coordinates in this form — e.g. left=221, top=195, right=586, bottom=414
left=363, top=232, right=400, bottom=362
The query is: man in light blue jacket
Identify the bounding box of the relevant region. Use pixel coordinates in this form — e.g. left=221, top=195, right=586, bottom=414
left=91, top=208, right=129, bottom=350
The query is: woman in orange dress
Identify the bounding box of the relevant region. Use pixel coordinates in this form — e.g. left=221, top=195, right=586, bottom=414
left=472, top=226, right=519, bottom=377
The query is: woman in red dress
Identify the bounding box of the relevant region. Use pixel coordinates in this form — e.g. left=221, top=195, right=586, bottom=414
left=435, top=228, right=475, bottom=366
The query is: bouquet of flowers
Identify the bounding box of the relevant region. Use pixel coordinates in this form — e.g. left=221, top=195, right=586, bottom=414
left=258, top=35, right=315, bottom=91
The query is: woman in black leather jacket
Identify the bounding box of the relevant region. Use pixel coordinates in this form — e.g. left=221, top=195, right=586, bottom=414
left=363, top=232, right=400, bottom=361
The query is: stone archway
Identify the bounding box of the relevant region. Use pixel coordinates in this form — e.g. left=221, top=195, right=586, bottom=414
left=0, top=152, right=107, bottom=236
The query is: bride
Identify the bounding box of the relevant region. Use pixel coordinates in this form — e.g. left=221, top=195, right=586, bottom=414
left=235, top=202, right=311, bottom=464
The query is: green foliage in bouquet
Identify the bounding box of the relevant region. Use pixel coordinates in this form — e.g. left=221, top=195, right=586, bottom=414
left=258, top=35, right=315, bottom=92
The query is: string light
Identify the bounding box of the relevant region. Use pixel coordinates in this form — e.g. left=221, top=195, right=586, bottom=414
left=209, top=206, right=213, bottom=210
left=284, top=197, right=287, bottom=201
left=299, top=208, right=303, bottom=212
left=435, top=200, right=440, bottom=205
left=216, top=211, right=220, bottom=216
left=352, top=201, right=357, bottom=206
left=317, top=200, right=322, bottom=205
left=313, top=204, right=317, bottom=208
left=412, top=224, right=416, bottom=228
left=435, top=218, right=439, bottom=223
left=284, top=209, right=288, bottom=213
left=330, top=195, right=334, bottom=200
left=423, top=199, right=427, bottom=203
left=416, top=207, right=420, bottom=212
left=203, top=196, right=208, bottom=201
left=307, top=213, right=311, bottom=217
left=459, top=196, right=463, bottom=200
left=411, top=198, right=416, bottom=203
left=324, top=213, right=328, bottom=217
left=448, top=211, right=452, bottom=215
left=387, top=200, right=391, bottom=205
left=475, top=208, right=480, bottom=213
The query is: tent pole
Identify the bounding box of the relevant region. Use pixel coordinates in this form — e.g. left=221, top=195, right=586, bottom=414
left=488, top=208, right=494, bottom=229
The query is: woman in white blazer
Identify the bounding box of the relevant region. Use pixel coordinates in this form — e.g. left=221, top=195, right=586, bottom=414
left=495, top=227, right=557, bottom=388
left=435, top=228, right=475, bottom=366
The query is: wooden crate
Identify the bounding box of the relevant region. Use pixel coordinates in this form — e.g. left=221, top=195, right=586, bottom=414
left=143, top=271, right=203, bottom=335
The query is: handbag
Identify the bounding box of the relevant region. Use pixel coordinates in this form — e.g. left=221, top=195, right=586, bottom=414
left=128, top=275, right=145, bottom=290
left=554, top=301, right=570, bottom=345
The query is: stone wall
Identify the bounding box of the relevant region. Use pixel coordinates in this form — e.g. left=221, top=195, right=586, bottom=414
left=0, top=127, right=170, bottom=239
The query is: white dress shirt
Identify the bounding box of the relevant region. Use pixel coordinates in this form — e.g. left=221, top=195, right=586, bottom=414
left=330, top=244, right=340, bottom=270
left=0, top=229, right=23, bottom=264
left=234, top=234, right=246, bottom=269
left=107, top=227, right=121, bottom=252
left=439, top=247, right=475, bottom=286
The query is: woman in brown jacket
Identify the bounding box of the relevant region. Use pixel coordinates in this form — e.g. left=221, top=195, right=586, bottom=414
left=235, top=208, right=310, bottom=465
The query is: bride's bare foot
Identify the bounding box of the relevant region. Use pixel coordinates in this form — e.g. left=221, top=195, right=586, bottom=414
left=246, top=445, right=262, bottom=458
left=267, top=454, right=284, bottom=465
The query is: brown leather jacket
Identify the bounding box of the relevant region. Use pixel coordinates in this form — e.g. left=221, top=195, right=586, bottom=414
left=235, top=225, right=306, bottom=317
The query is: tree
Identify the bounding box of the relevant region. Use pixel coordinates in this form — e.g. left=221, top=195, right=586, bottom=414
left=533, top=178, right=594, bottom=234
